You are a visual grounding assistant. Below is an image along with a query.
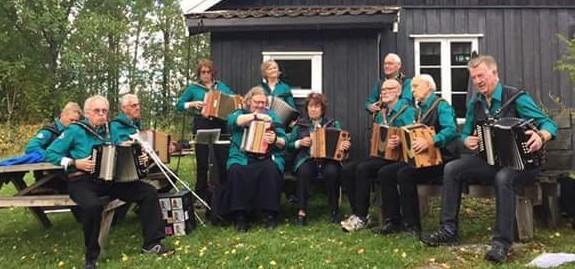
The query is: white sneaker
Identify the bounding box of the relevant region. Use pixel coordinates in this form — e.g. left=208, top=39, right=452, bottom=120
left=342, top=215, right=368, bottom=232
left=340, top=214, right=358, bottom=227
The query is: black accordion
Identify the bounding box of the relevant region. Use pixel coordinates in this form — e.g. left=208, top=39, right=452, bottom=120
left=476, top=117, right=545, bottom=170
left=92, top=144, right=147, bottom=182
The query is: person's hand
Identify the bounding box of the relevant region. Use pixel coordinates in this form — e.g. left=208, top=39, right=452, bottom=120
left=188, top=101, right=204, bottom=110
left=75, top=158, right=95, bottom=173
left=256, top=113, right=272, bottom=122
left=299, top=136, right=312, bottom=147
left=387, top=135, right=400, bottom=149
left=263, top=130, right=277, bottom=144
left=464, top=135, right=479, bottom=151
left=412, top=137, right=431, bottom=154
left=339, top=140, right=351, bottom=151
left=525, top=130, right=543, bottom=153
left=368, top=103, right=381, bottom=113
left=138, top=153, right=150, bottom=166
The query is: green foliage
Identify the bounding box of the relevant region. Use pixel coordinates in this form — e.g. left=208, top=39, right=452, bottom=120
left=0, top=0, right=206, bottom=128
left=0, top=123, right=43, bottom=156
left=556, top=34, right=575, bottom=84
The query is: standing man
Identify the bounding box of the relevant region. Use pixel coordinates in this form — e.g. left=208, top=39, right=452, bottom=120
left=420, top=55, right=557, bottom=263
left=46, top=95, right=173, bottom=269
left=365, top=53, right=413, bottom=114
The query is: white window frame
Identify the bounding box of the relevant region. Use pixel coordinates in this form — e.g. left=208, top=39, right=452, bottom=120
left=262, top=51, right=323, bottom=98
left=411, top=34, right=482, bottom=123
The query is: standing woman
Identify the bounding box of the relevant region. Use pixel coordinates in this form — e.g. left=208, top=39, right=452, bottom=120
left=176, top=59, right=236, bottom=210
left=260, top=59, right=296, bottom=109
left=287, top=92, right=351, bottom=226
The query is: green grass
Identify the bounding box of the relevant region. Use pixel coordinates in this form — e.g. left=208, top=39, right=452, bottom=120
left=1, top=156, right=574, bottom=268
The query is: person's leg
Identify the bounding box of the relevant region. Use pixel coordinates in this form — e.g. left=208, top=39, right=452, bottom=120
left=354, top=158, right=388, bottom=219
left=256, top=160, right=283, bottom=228
left=322, top=161, right=341, bottom=222
left=378, top=162, right=406, bottom=226
left=295, top=160, right=316, bottom=215
left=194, top=143, right=210, bottom=202
left=398, top=164, right=443, bottom=231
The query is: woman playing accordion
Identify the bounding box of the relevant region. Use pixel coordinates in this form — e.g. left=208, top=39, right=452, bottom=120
left=287, top=92, right=351, bottom=226
left=223, top=86, right=287, bottom=232
left=375, top=74, right=458, bottom=236
left=176, top=59, right=237, bottom=213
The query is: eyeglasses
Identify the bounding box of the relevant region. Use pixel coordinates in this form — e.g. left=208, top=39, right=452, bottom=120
left=200, top=70, right=212, bottom=74
left=92, top=108, right=108, bottom=114
left=251, top=100, right=266, bottom=105
left=129, top=103, right=140, bottom=108
left=381, top=87, right=398, bottom=93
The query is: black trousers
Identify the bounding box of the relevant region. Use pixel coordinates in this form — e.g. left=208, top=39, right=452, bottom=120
left=396, top=164, right=443, bottom=228
left=67, top=177, right=165, bottom=261
left=226, top=160, right=283, bottom=214
left=295, top=159, right=340, bottom=213
left=193, top=116, right=229, bottom=204
left=440, top=155, right=539, bottom=248
left=341, top=158, right=391, bottom=219
left=377, top=162, right=408, bottom=224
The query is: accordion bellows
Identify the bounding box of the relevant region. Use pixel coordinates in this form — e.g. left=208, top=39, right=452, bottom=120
left=240, top=120, right=272, bottom=155
left=267, top=96, right=299, bottom=127
left=370, top=123, right=402, bottom=161
left=310, top=127, right=350, bottom=161
left=201, top=90, right=243, bottom=121
left=400, top=124, right=443, bottom=168
left=92, top=144, right=145, bottom=182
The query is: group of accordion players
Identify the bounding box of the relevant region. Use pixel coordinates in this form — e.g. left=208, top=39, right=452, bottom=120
left=24, top=53, right=558, bottom=267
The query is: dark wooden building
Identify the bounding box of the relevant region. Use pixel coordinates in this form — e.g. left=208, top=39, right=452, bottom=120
left=184, top=0, right=575, bottom=169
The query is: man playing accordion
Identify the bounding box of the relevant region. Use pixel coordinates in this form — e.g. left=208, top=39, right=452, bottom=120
left=223, top=86, right=287, bottom=232
left=375, top=74, right=458, bottom=237
left=421, top=55, right=558, bottom=263
left=45, top=95, right=173, bottom=269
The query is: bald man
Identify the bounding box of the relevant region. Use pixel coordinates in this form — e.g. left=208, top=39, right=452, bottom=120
left=365, top=53, right=414, bottom=113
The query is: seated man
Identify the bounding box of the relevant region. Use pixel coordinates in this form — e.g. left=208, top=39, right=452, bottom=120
left=287, top=92, right=351, bottom=226
left=223, top=86, right=287, bottom=232
left=110, top=94, right=142, bottom=144
left=46, top=95, right=173, bottom=269
left=420, top=55, right=557, bottom=263
left=25, top=102, right=82, bottom=157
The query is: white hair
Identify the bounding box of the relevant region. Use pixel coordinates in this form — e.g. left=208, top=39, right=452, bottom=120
left=414, top=74, right=437, bottom=91
left=384, top=53, right=402, bottom=65
left=120, top=94, right=139, bottom=107
left=83, top=95, right=109, bottom=113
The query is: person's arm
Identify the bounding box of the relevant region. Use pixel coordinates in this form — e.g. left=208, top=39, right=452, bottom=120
left=45, top=129, right=75, bottom=170
left=286, top=125, right=300, bottom=151
left=432, top=102, right=459, bottom=148
left=364, top=80, right=381, bottom=112
left=176, top=86, right=200, bottom=112
left=24, top=129, right=52, bottom=154
left=515, top=94, right=558, bottom=142
left=460, top=100, right=476, bottom=142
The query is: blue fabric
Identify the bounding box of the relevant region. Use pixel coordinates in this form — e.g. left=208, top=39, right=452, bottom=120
left=0, top=151, right=44, bottom=166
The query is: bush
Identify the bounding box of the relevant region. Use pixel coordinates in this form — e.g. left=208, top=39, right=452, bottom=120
left=0, top=123, right=43, bottom=156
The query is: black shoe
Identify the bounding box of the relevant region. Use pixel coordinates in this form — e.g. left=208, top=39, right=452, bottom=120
left=296, top=215, right=307, bottom=226
left=330, top=210, right=340, bottom=224
left=265, top=214, right=278, bottom=229
left=404, top=225, right=421, bottom=238
left=484, top=243, right=509, bottom=263
left=84, top=259, right=97, bottom=269
left=372, top=221, right=403, bottom=235
left=420, top=229, right=459, bottom=247
left=235, top=216, right=248, bottom=233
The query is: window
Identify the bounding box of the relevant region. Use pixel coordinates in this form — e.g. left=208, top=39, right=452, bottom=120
left=412, top=34, right=482, bottom=121
left=262, top=51, right=323, bottom=98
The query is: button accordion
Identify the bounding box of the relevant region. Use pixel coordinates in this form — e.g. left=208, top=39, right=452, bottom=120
left=92, top=144, right=146, bottom=182
left=201, top=90, right=243, bottom=121
left=476, top=117, right=545, bottom=170
left=399, top=124, right=443, bottom=168
left=310, top=127, right=350, bottom=161
left=267, top=96, right=299, bottom=127
left=369, top=123, right=402, bottom=161
left=240, top=120, right=272, bottom=155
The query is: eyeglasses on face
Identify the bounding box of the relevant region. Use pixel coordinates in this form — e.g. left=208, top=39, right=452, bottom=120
left=200, top=69, right=212, bottom=74
left=128, top=103, right=140, bottom=108
left=92, top=108, right=108, bottom=114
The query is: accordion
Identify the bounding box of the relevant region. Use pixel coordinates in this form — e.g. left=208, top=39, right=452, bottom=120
left=240, top=120, right=272, bottom=155
left=201, top=90, right=243, bottom=121
left=92, top=144, right=146, bottom=182
left=310, top=127, right=350, bottom=161
left=369, top=123, right=402, bottom=161
left=267, top=96, right=299, bottom=127
left=139, top=129, right=171, bottom=163
left=400, top=124, right=443, bottom=168
left=476, top=117, right=545, bottom=170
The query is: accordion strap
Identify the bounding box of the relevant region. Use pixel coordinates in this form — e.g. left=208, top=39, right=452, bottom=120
left=493, top=89, right=525, bottom=118
left=73, top=122, right=107, bottom=142
left=387, top=104, right=409, bottom=125
left=418, top=97, right=446, bottom=123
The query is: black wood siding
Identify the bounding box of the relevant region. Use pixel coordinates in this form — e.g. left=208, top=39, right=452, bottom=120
left=214, top=0, right=575, bottom=9
left=211, top=30, right=381, bottom=160
left=396, top=8, right=575, bottom=109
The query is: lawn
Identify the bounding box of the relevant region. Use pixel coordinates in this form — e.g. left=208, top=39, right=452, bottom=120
left=0, top=156, right=574, bottom=269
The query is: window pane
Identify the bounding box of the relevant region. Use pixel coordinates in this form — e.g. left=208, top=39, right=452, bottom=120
left=451, top=68, right=470, bottom=92
left=451, top=94, right=468, bottom=118
left=420, top=42, right=441, bottom=65
left=451, top=42, right=472, bottom=66
left=420, top=68, right=441, bottom=91
left=275, top=59, right=312, bottom=89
